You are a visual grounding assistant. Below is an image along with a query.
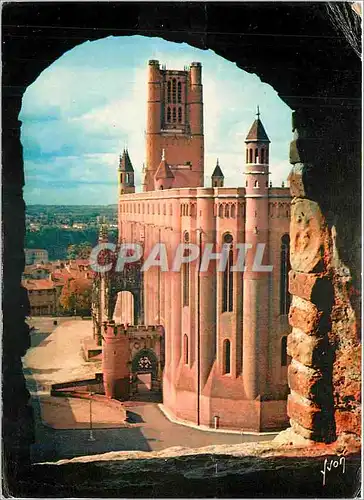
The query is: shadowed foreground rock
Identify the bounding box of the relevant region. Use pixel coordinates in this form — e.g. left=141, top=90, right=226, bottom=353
left=11, top=450, right=361, bottom=498
left=7, top=440, right=361, bottom=498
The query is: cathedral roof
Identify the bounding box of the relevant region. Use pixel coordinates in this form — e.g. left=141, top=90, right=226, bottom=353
left=245, top=114, right=270, bottom=143
left=212, top=159, right=224, bottom=178
left=154, top=152, right=175, bottom=180
left=118, top=149, right=134, bottom=172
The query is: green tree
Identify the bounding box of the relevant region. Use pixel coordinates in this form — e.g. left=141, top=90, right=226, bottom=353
left=67, top=242, right=92, bottom=260
left=60, top=278, right=92, bottom=315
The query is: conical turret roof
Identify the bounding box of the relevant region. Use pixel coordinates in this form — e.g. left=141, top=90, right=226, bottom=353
left=211, top=159, right=224, bottom=178
left=118, top=148, right=134, bottom=172
left=154, top=150, right=175, bottom=180
left=245, top=108, right=270, bottom=143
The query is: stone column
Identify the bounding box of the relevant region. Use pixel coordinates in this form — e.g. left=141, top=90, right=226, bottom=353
left=170, top=225, right=182, bottom=385
left=163, top=228, right=173, bottom=381
left=286, top=108, right=361, bottom=443
left=196, top=190, right=216, bottom=388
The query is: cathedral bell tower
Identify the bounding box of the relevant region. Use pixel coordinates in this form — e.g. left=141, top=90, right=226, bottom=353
left=145, top=60, right=204, bottom=191
left=242, top=108, right=271, bottom=401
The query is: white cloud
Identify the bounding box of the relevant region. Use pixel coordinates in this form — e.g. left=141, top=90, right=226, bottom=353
left=21, top=36, right=293, bottom=204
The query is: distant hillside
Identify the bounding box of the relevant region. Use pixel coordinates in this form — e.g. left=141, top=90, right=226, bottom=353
left=26, top=204, right=118, bottom=224
left=25, top=205, right=118, bottom=260
left=25, top=227, right=118, bottom=260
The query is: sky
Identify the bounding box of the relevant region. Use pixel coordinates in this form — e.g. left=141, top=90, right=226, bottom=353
left=20, top=35, right=292, bottom=205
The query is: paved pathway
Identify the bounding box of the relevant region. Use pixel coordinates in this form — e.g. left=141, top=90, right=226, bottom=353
left=23, top=317, right=276, bottom=463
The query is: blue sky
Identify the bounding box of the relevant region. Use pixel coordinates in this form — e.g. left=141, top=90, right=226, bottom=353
left=20, top=35, right=292, bottom=205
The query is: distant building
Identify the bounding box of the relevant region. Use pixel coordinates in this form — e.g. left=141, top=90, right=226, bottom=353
left=25, top=248, right=48, bottom=265
left=22, top=265, right=51, bottom=280
left=21, top=258, right=94, bottom=316
left=22, top=278, right=57, bottom=316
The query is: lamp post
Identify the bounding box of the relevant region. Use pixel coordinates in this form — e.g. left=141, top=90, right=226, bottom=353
left=88, top=392, right=95, bottom=441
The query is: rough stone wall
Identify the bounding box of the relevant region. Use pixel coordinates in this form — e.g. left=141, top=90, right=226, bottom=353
left=287, top=109, right=361, bottom=442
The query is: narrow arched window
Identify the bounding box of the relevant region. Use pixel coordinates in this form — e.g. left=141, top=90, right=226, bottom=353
left=167, top=106, right=171, bottom=123
left=183, top=334, right=189, bottom=364
left=249, top=149, right=253, bottom=164
left=167, top=80, right=172, bottom=103
left=231, top=205, right=236, bottom=218
left=228, top=248, right=234, bottom=311
left=225, top=205, right=230, bottom=218
left=223, top=339, right=231, bottom=374
left=254, top=180, right=259, bottom=188
left=172, top=108, right=176, bottom=123
left=172, top=78, right=177, bottom=103
left=280, top=234, right=291, bottom=315
left=178, top=106, right=182, bottom=123
left=281, top=336, right=288, bottom=366
left=261, top=149, right=265, bottom=164
left=255, top=148, right=259, bottom=163
left=218, top=205, right=224, bottom=218
left=183, top=233, right=190, bottom=306
left=222, top=234, right=234, bottom=313
left=246, top=180, right=248, bottom=188
left=177, top=81, right=182, bottom=103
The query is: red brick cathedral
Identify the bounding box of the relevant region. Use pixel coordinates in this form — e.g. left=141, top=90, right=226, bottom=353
left=95, top=60, right=292, bottom=432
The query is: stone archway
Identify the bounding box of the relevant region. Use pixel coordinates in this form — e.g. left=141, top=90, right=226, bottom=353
left=131, top=348, right=160, bottom=394
left=106, top=254, right=144, bottom=326
left=2, top=3, right=361, bottom=489
left=113, top=291, right=134, bottom=325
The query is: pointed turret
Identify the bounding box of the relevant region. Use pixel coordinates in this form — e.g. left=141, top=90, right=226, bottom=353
left=245, top=107, right=270, bottom=167
left=118, top=149, right=135, bottom=194
left=154, top=149, right=174, bottom=190
left=242, top=107, right=270, bottom=401
left=119, top=148, right=134, bottom=172
left=141, top=163, right=147, bottom=192
left=245, top=106, right=270, bottom=144
left=211, top=158, right=224, bottom=187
